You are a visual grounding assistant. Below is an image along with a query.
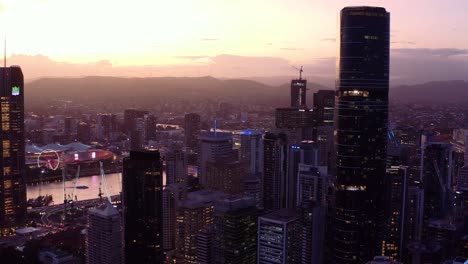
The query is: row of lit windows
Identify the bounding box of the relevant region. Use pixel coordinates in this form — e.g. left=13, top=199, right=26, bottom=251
left=342, top=90, right=370, bottom=97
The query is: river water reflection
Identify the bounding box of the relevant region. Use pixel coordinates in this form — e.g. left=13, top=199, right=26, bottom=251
left=27, top=173, right=123, bottom=204
left=27, top=170, right=169, bottom=204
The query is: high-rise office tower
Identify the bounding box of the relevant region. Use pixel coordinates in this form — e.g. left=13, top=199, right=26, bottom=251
left=0, top=66, right=26, bottom=230
left=257, top=209, right=301, bottom=264
left=122, top=150, right=164, bottom=263
left=420, top=141, right=456, bottom=224
left=86, top=202, right=122, bottom=264
left=243, top=175, right=262, bottom=209
left=97, top=114, right=117, bottom=141
left=212, top=196, right=258, bottom=264
left=163, top=183, right=185, bottom=253
left=276, top=70, right=314, bottom=144
left=64, top=116, right=74, bottom=135
left=184, top=113, right=201, bottom=152
left=263, top=132, right=288, bottom=210
left=144, top=114, right=157, bottom=141
left=196, top=225, right=214, bottom=264
left=384, top=166, right=409, bottom=262
left=123, top=109, right=148, bottom=134
left=175, top=190, right=225, bottom=264
left=313, top=90, right=335, bottom=168
left=297, top=164, right=327, bottom=208
left=198, top=131, right=233, bottom=187
left=313, top=90, right=335, bottom=126
left=165, top=148, right=188, bottom=185
left=384, top=166, right=424, bottom=262
left=275, top=107, right=314, bottom=144
left=296, top=142, right=328, bottom=264
left=283, top=140, right=322, bottom=210
left=291, top=79, right=307, bottom=108
left=298, top=200, right=326, bottom=264
left=240, top=129, right=263, bottom=176
left=129, top=117, right=145, bottom=150
left=77, top=121, right=92, bottom=143
left=333, top=6, right=390, bottom=263
left=205, top=159, right=246, bottom=194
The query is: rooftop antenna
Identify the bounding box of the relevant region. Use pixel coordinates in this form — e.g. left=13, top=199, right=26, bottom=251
left=292, top=65, right=303, bottom=80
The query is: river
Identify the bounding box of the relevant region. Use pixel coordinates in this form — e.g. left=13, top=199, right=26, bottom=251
left=27, top=172, right=166, bottom=204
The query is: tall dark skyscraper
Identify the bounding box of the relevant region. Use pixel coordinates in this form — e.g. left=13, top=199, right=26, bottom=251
left=333, top=6, right=390, bottom=263
left=262, top=132, right=288, bottom=210
left=212, top=196, right=258, bottom=264
left=0, top=66, right=26, bottom=231
left=122, top=150, right=164, bottom=263
left=184, top=113, right=201, bottom=152
left=313, top=90, right=335, bottom=126
left=123, top=109, right=148, bottom=133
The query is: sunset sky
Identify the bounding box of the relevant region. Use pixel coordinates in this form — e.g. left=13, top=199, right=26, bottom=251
left=0, top=0, right=467, bottom=84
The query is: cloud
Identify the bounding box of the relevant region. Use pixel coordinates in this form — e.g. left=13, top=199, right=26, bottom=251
left=200, top=38, right=219, bottom=41
left=393, top=48, right=468, bottom=57
left=321, top=38, right=336, bottom=42
left=174, top=55, right=209, bottom=60
left=280, top=48, right=303, bottom=51
left=9, top=47, right=468, bottom=86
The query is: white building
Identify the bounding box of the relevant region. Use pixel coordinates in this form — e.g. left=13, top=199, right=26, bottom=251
left=86, top=202, right=122, bottom=264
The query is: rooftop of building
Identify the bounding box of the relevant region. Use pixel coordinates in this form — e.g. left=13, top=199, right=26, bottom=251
left=88, top=202, right=119, bottom=217
left=199, top=131, right=232, bottom=141
left=214, top=195, right=256, bottom=212
left=260, top=209, right=298, bottom=223
left=342, top=6, right=388, bottom=13
left=181, top=190, right=227, bottom=209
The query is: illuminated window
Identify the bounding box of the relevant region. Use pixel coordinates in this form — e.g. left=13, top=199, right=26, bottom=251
left=343, top=90, right=369, bottom=97
left=364, top=35, right=379, bottom=40
left=2, top=140, right=10, bottom=158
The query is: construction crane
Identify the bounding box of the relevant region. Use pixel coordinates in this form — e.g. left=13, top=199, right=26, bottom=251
left=292, top=65, right=304, bottom=80
left=98, top=161, right=112, bottom=204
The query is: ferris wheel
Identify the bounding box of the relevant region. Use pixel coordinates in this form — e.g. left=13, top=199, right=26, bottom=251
left=37, top=150, right=61, bottom=197
left=37, top=149, right=61, bottom=171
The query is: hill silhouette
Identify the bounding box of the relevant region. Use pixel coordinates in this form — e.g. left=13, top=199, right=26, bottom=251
left=25, top=77, right=468, bottom=107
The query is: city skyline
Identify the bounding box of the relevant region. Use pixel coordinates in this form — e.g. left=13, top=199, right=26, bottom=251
left=1, top=2, right=468, bottom=263
left=0, top=0, right=467, bottom=83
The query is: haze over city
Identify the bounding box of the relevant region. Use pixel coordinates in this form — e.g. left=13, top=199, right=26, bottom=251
left=0, top=0, right=467, bottom=85
left=1, top=1, right=468, bottom=264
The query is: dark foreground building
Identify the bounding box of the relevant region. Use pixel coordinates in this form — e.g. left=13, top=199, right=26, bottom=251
left=333, top=6, right=390, bottom=263
left=122, top=150, right=164, bottom=263
left=0, top=66, right=26, bottom=231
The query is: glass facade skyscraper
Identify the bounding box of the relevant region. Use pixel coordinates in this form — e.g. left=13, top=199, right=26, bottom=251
left=122, top=150, right=164, bottom=263
left=333, top=6, right=390, bottom=263
left=0, top=66, right=26, bottom=231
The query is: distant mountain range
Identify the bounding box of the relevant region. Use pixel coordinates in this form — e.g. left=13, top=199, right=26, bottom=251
left=390, top=80, right=468, bottom=103
left=25, top=76, right=468, bottom=107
